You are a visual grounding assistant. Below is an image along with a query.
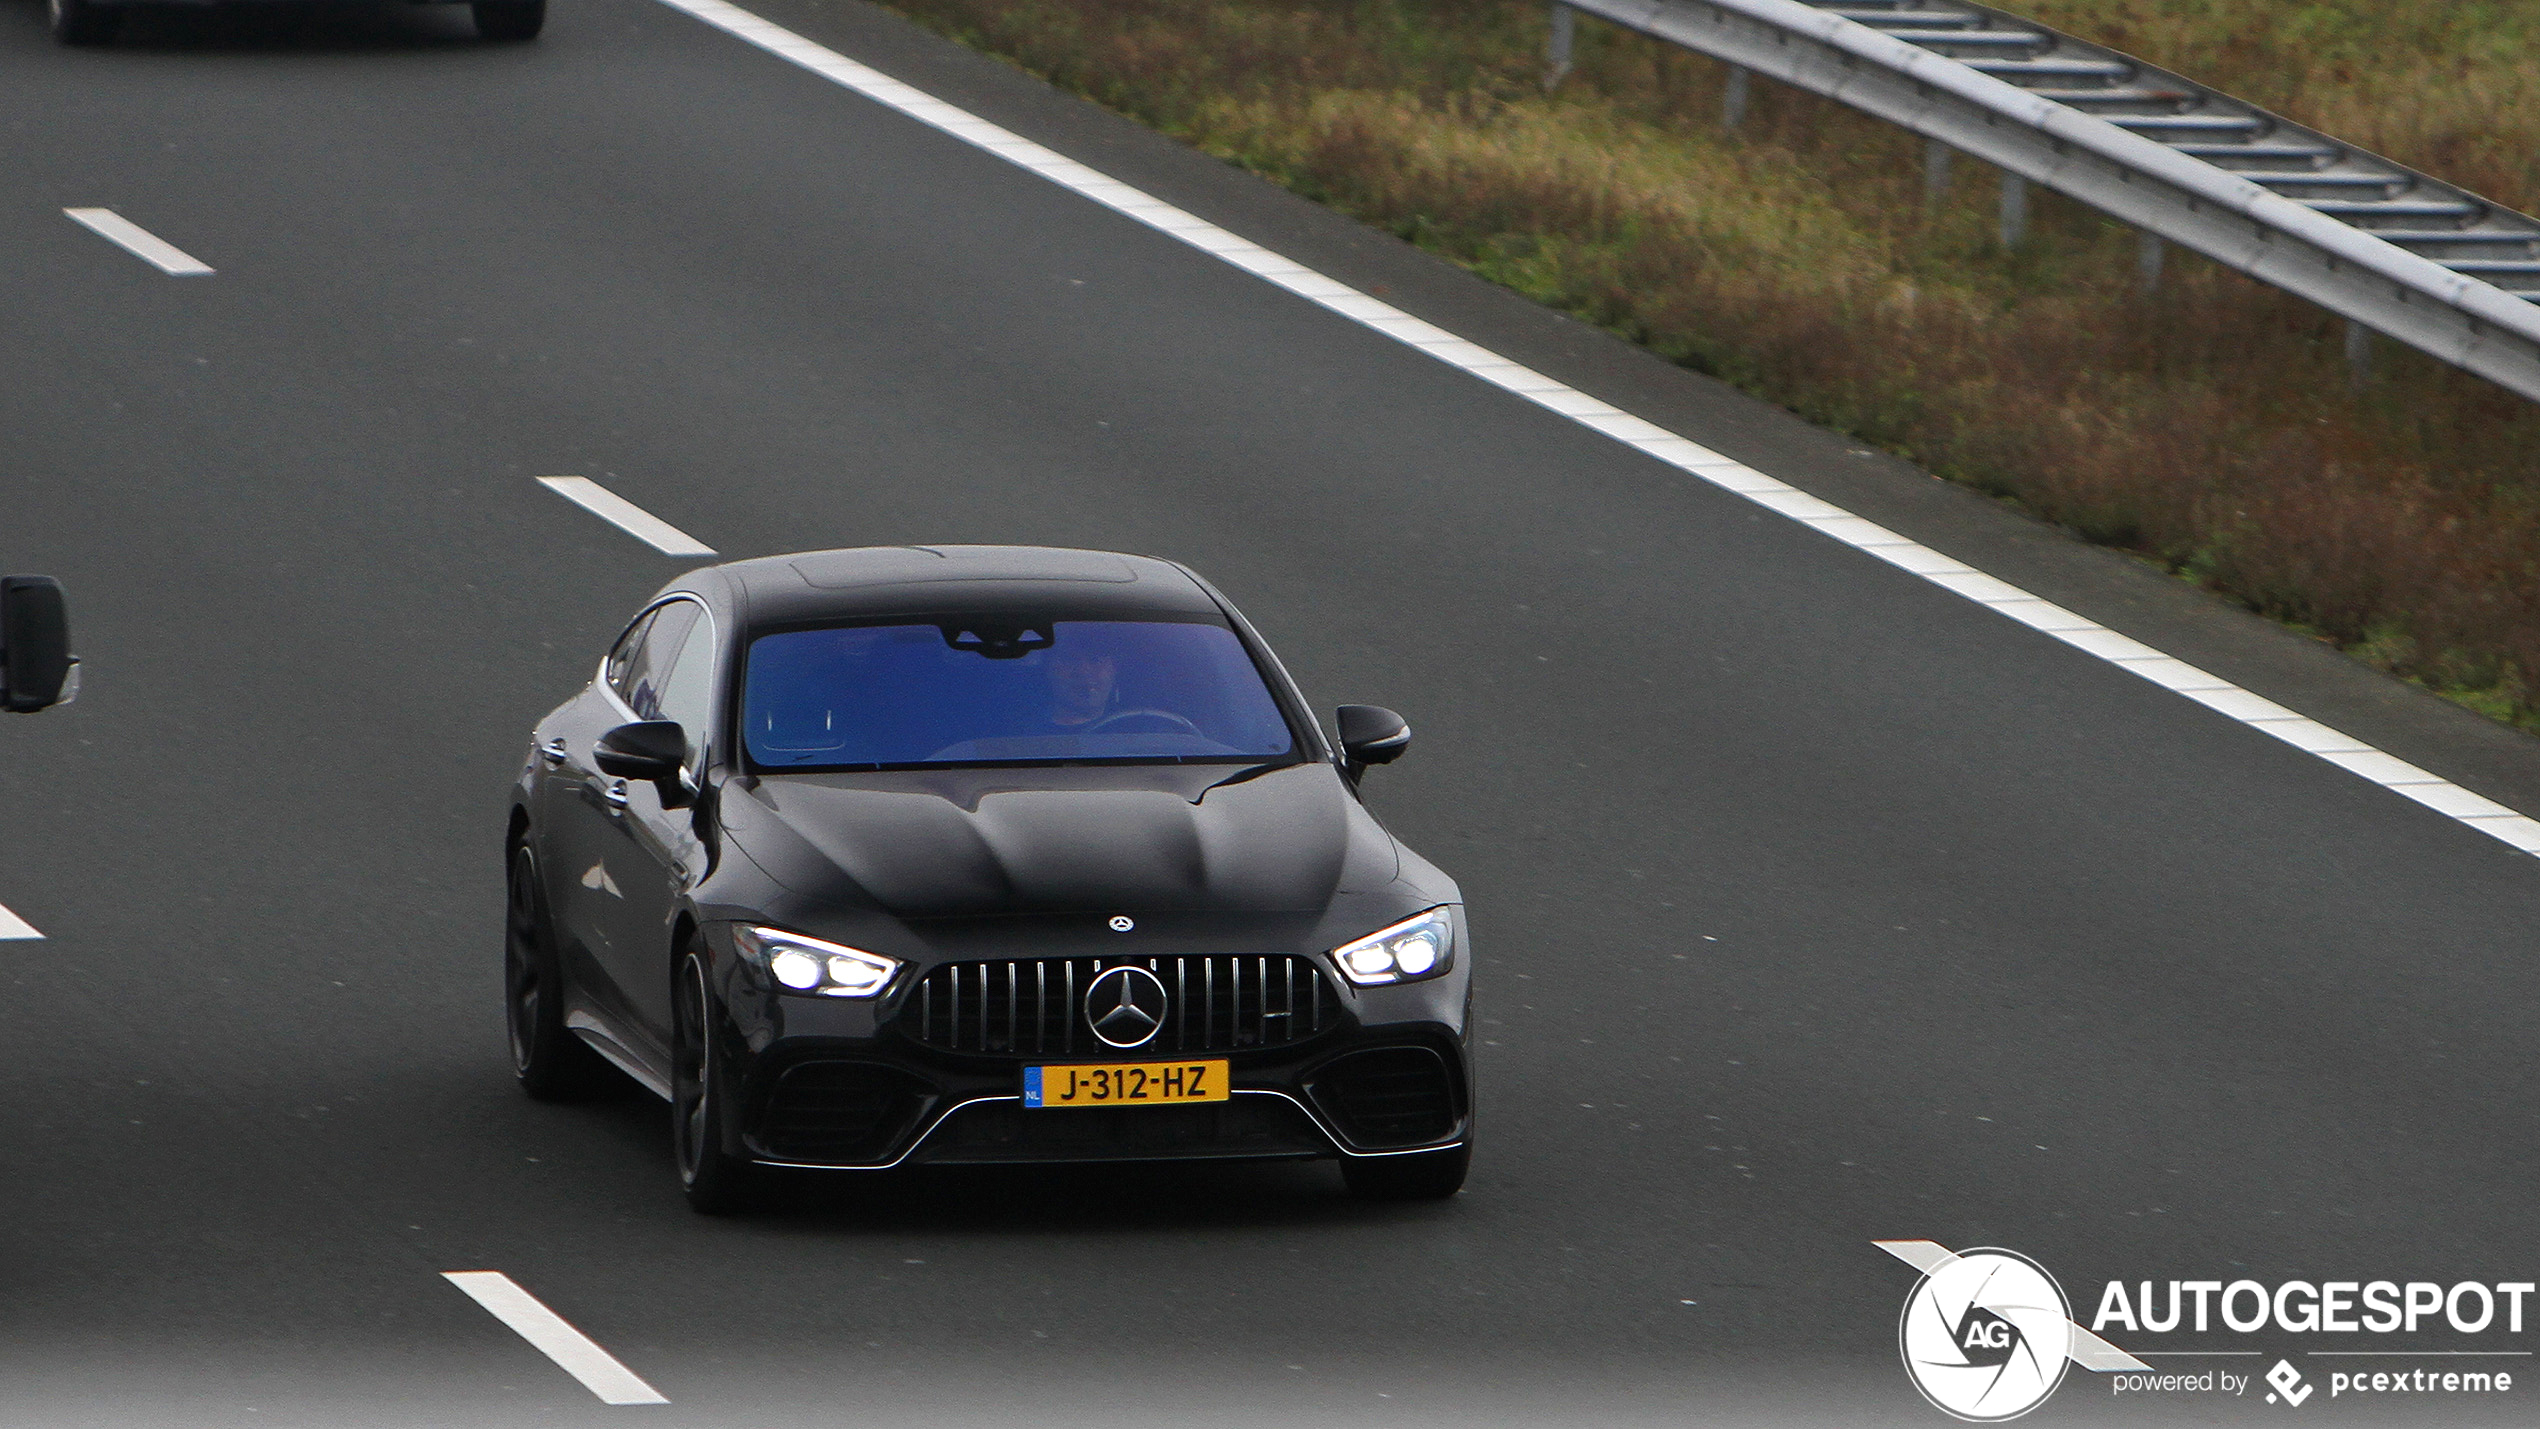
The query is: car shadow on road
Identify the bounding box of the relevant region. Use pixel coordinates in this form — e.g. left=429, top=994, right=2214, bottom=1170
left=56, top=1, right=488, bottom=53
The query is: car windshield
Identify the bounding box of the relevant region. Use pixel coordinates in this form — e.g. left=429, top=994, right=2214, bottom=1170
left=741, top=617, right=1298, bottom=770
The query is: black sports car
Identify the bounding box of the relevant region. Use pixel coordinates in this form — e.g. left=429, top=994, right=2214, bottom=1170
left=505, top=545, right=1471, bottom=1210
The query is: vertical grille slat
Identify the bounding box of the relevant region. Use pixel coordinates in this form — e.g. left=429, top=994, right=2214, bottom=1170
left=902, top=955, right=1342, bottom=1055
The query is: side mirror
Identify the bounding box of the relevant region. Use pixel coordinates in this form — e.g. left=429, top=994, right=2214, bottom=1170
left=1, top=576, right=78, bottom=714
left=1336, top=705, right=1411, bottom=774
left=596, top=720, right=694, bottom=808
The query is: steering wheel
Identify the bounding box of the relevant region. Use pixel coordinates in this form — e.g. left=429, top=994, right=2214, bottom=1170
left=1083, top=708, right=1207, bottom=739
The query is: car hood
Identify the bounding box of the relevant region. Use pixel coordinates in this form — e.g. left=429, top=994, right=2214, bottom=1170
left=720, top=761, right=1401, bottom=920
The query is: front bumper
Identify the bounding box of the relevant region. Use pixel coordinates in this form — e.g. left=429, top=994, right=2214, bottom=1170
left=704, top=936, right=1471, bottom=1171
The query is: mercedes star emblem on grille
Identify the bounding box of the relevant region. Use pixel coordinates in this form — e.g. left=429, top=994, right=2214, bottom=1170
left=1108, top=915, right=1135, bottom=932
left=1084, top=965, right=1169, bottom=1049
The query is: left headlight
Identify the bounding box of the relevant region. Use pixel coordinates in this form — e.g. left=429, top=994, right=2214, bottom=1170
left=1330, top=907, right=1455, bottom=986
left=734, top=926, right=901, bottom=998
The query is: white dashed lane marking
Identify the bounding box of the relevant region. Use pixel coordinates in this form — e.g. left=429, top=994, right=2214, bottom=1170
left=0, top=903, right=39, bottom=940
left=537, top=476, right=717, bottom=558
left=651, top=0, right=2540, bottom=858
left=442, top=1271, right=668, bottom=1405
left=63, top=208, right=215, bottom=276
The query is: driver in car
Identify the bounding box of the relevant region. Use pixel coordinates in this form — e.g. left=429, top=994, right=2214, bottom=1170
left=1044, top=646, right=1121, bottom=733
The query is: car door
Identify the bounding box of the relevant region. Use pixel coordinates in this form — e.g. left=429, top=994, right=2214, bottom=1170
left=536, top=608, right=654, bottom=997
left=545, top=601, right=697, bottom=1039
left=587, top=598, right=716, bottom=1052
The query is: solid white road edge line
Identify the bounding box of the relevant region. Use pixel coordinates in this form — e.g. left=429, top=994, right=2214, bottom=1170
left=538, top=476, right=718, bottom=558
left=62, top=209, right=215, bottom=276
left=652, top=0, right=2540, bottom=858
left=0, top=903, right=40, bottom=940
left=442, top=1271, right=669, bottom=1405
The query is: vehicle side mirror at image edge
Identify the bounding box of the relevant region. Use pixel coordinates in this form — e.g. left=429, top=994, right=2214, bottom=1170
left=1336, top=704, right=1411, bottom=772
left=596, top=720, right=695, bottom=808
left=1, top=575, right=78, bottom=714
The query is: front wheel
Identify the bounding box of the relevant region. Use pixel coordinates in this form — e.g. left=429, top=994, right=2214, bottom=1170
left=506, top=843, right=615, bottom=1100
left=673, top=950, right=760, bottom=1214
left=1342, top=1143, right=1470, bottom=1201
left=472, top=0, right=544, bottom=40
left=49, top=0, right=122, bottom=45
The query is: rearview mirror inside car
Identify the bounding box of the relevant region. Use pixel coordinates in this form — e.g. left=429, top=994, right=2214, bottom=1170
left=596, top=720, right=694, bottom=808
left=1, top=575, right=77, bottom=714
left=1336, top=704, right=1411, bottom=772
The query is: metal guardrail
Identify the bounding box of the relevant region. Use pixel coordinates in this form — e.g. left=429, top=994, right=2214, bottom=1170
left=1551, top=0, right=2540, bottom=402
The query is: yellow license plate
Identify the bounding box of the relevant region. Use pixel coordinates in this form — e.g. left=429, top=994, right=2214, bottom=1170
left=1023, top=1059, right=1229, bottom=1108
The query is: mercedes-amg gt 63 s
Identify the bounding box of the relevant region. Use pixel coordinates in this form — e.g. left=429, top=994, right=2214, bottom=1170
left=505, top=546, right=1471, bottom=1211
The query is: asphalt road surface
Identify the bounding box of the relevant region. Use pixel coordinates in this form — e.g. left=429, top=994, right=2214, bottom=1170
left=6, top=2, right=2539, bottom=1424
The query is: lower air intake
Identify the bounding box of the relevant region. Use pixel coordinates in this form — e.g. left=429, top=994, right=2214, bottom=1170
left=912, top=1096, right=1333, bottom=1164
left=752, top=1061, right=928, bottom=1164
left=1308, top=1046, right=1460, bottom=1149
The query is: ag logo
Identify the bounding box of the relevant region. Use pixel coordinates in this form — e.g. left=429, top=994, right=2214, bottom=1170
left=1897, top=1247, right=2073, bottom=1421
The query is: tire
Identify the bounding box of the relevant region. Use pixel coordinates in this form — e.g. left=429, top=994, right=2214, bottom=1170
left=48, top=0, right=122, bottom=46
left=472, top=0, right=544, bottom=41
left=1342, top=1142, right=1470, bottom=1201
left=673, top=950, right=760, bottom=1214
left=506, top=842, right=614, bottom=1100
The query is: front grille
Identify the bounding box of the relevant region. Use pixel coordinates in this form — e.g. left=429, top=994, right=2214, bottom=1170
left=751, top=1061, right=928, bottom=1163
left=1309, top=1047, right=1459, bottom=1149
left=901, top=955, right=1343, bottom=1055
left=912, top=1095, right=1332, bottom=1164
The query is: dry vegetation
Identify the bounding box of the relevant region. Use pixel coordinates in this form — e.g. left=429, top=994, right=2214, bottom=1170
left=879, top=0, right=2540, bottom=725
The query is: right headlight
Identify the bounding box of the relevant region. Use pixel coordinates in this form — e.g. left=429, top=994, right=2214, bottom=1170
left=734, top=925, right=901, bottom=998
left=1330, top=907, right=1455, bottom=986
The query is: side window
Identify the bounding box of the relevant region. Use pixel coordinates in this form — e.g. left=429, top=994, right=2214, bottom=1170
left=623, top=601, right=701, bottom=721
left=604, top=610, right=657, bottom=698
left=655, top=613, right=720, bottom=762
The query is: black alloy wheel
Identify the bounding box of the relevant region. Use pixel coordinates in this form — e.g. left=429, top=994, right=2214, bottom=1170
left=471, top=0, right=544, bottom=40
left=48, top=0, right=121, bottom=45
left=673, top=950, right=759, bottom=1214
left=506, top=842, right=613, bottom=1099
left=1340, top=1141, right=1471, bottom=1201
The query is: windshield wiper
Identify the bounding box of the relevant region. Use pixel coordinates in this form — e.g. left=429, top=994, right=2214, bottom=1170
left=1192, top=760, right=1294, bottom=802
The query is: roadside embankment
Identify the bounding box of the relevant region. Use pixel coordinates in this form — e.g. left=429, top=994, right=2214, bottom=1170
left=870, top=0, right=2540, bottom=728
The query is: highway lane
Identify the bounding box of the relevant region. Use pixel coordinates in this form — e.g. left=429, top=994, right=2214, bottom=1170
left=5, top=0, right=2539, bottom=1423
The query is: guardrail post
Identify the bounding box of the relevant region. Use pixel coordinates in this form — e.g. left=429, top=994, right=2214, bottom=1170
left=1999, top=172, right=2029, bottom=248
left=1923, top=138, right=1951, bottom=212
left=2345, top=318, right=2374, bottom=388
left=2135, top=231, right=2164, bottom=293
left=1546, top=2, right=1575, bottom=90
left=1722, top=64, right=1750, bottom=130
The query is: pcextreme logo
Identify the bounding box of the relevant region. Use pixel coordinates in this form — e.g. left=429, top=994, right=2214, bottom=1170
left=1877, top=1241, right=2149, bottom=1422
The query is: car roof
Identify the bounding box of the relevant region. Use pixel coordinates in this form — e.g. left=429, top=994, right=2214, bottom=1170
left=698, top=545, right=1226, bottom=628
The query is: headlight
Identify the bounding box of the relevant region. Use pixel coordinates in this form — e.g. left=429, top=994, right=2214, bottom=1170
left=1330, top=907, right=1455, bottom=986
left=734, top=926, right=900, bottom=998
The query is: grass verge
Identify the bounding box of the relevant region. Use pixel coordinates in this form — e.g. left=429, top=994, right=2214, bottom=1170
left=868, top=0, right=2540, bottom=729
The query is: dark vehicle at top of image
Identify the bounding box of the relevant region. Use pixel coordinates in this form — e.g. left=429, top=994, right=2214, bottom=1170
left=505, top=545, right=1471, bottom=1212
left=46, top=0, right=544, bottom=48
